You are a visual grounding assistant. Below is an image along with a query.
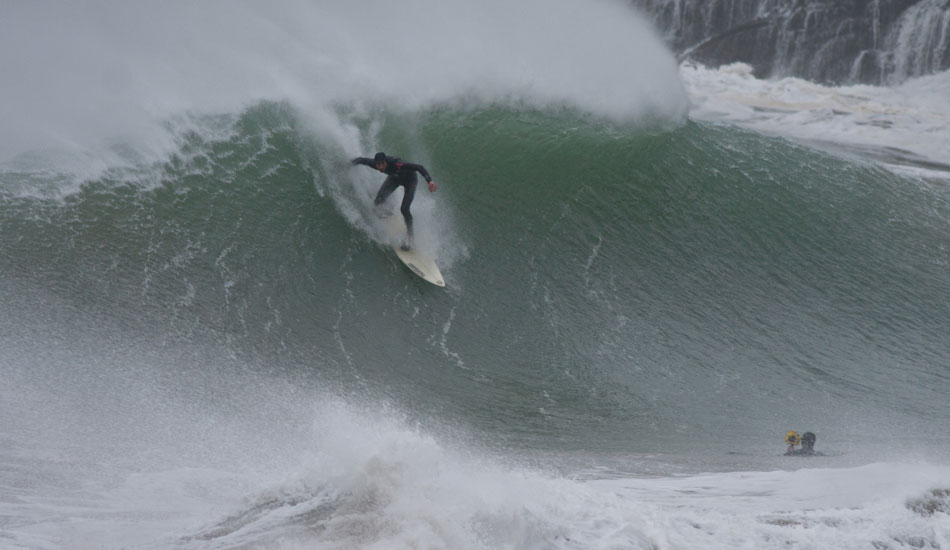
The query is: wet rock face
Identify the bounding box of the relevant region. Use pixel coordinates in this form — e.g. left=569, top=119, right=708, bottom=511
left=633, top=0, right=950, bottom=84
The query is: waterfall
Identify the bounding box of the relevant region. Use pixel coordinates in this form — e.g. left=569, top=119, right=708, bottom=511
left=633, top=0, right=950, bottom=84
left=888, top=0, right=950, bottom=82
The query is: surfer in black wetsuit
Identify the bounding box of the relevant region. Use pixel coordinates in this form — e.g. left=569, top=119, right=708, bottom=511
left=351, top=152, right=437, bottom=250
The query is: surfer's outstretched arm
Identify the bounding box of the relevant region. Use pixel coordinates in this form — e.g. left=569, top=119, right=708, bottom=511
left=400, top=162, right=438, bottom=192
left=399, top=162, right=432, bottom=182
left=350, top=157, right=374, bottom=167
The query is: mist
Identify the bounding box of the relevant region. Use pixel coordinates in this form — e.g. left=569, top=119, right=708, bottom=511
left=0, top=0, right=686, bottom=168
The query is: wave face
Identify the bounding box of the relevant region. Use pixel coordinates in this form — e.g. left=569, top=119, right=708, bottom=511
left=4, top=104, right=950, bottom=451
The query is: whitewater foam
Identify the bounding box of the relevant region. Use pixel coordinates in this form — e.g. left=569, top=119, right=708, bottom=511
left=682, top=62, right=950, bottom=180
left=3, top=276, right=950, bottom=550
left=9, top=386, right=948, bottom=550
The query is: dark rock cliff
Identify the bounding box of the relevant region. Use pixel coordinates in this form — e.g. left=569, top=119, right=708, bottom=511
left=633, top=0, right=950, bottom=84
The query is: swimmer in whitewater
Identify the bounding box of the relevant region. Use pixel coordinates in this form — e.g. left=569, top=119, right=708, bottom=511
left=351, top=152, right=438, bottom=250
left=784, top=430, right=824, bottom=456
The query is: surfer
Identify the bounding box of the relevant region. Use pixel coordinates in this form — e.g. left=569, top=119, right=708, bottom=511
left=351, top=152, right=437, bottom=250
left=784, top=431, right=823, bottom=456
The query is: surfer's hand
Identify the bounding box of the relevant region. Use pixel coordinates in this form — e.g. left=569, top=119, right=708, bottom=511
left=428, top=181, right=438, bottom=192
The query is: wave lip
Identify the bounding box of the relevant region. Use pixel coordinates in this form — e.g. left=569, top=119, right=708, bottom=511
left=0, top=0, right=688, bottom=167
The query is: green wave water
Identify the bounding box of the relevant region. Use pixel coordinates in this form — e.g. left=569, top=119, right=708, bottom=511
left=3, top=102, right=949, bottom=459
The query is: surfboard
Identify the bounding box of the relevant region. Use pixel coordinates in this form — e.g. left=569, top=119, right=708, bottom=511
left=383, top=213, right=445, bottom=287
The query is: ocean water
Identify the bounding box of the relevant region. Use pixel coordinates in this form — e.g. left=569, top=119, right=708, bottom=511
left=2, top=1, right=949, bottom=549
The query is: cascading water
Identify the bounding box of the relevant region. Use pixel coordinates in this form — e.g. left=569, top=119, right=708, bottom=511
left=633, top=0, right=950, bottom=84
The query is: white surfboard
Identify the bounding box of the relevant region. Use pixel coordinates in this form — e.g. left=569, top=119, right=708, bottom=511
left=383, top=213, right=445, bottom=287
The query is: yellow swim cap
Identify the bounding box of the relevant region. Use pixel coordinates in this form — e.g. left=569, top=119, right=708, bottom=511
left=785, top=430, right=801, bottom=446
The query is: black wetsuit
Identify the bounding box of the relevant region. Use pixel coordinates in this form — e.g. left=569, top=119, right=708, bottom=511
left=785, top=432, right=821, bottom=456
left=351, top=156, right=432, bottom=237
